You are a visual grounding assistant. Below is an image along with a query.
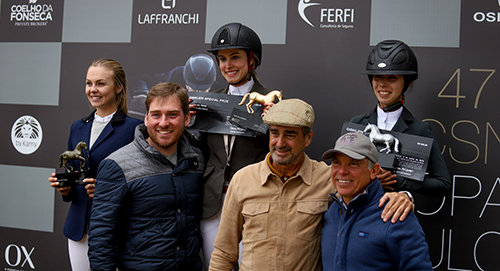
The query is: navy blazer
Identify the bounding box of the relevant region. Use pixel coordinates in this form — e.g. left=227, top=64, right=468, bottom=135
left=62, top=110, right=142, bottom=241
left=201, top=81, right=270, bottom=219
left=350, top=106, right=451, bottom=196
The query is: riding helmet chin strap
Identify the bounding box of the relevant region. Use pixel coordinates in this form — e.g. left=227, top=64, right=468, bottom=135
left=382, top=95, right=405, bottom=112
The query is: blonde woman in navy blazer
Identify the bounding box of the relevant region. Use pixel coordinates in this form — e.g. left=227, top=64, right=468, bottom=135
left=48, top=59, right=142, bottom=271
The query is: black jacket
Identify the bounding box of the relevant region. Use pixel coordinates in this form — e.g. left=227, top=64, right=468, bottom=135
left=350, top=106, right=451, bottom=196
left=201, top=81, right=270, bottom=219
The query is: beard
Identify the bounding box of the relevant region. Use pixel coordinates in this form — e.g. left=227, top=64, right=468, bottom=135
left=270, top=146, right=302, bottom=166
left=146, top=124, right=183, bottom=153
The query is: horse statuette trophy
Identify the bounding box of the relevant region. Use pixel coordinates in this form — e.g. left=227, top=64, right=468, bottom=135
left=238, top=90, right=283, bottom=116
left=363, top=124, right=400, bottom=154
left=55, top=141, right=92, bottom=187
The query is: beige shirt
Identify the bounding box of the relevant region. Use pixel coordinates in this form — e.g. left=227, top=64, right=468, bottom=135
left=209, top=153, right=334, bottom=271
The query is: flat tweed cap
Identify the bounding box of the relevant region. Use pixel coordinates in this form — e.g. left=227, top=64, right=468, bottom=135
left=263, top=98, right=314, bottom=128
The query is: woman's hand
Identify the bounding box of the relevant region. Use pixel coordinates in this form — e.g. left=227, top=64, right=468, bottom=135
left=262, top=102, right=274, bottom=116
left=48, top=172, right=72, bottom=196
left=189, top=98, right=197, bottom=116
left=377, top=168, right=397, bottom=190
left=84, top=178, right=96, bottom=198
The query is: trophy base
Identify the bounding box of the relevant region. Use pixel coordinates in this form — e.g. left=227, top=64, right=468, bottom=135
left=55, top=171, right=93, bottom=187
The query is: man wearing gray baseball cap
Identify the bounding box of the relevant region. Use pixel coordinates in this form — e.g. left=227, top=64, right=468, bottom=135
left=321, top=132, right=433, bottom=270
left=209, top=99, right=414, bottom=271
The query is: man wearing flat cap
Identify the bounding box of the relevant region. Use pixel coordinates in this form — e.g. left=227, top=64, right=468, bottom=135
left=209, top=99, right=414, bottom=271
left=321, top=132, right=433, bottom=270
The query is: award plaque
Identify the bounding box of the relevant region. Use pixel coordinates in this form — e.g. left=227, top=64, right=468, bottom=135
left=189, top=92, right=263, bottom=137
left=55, top=141, right=92, bottom=187
left=229, top=107, right=268, bottom=135
left=340, top=122, right=433, bottom=182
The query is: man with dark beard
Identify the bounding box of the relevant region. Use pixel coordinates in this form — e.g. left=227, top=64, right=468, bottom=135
left=209, top=98, right=414, bottom=271
left=88, top=83, right=205, bottom=271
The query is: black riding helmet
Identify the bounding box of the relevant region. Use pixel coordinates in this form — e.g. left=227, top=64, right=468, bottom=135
left=364, top=40, right=418, bottom=84
left=208, top=22, right=262, bottom=67
left=364, top=40, right=418, bottom=111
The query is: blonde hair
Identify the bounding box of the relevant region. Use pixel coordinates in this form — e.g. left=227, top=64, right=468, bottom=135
left=89, top=58, right=129, bottom=114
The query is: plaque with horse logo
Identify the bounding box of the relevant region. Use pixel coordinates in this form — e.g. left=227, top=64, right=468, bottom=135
left=340, top=122, right=433, bottom=182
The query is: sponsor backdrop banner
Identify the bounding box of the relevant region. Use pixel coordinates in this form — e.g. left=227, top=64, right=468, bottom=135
left=0, top=0, right=499, bottom=270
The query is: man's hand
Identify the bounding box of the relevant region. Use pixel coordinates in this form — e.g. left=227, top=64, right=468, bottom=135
left=379, top=192, right=414, bottom=223
left=377, top=168, right=397, bottom=190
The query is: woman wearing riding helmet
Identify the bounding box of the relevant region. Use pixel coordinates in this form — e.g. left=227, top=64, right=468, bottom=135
left=199, top=22, right=270, bottom=268
left=350, top=40, right=451, bottom=199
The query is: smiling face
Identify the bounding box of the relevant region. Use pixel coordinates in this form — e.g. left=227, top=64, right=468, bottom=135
left=217, top=48, right=253, bottom=87
left=144, top=96, right=190, bottom=157
left=269, top=125, right=312, bottom=174
left=330, top=152, right=380, bottom=205
left=372, top=74, right=405, bottom=109
left=86, top=66, right=121, bottom=116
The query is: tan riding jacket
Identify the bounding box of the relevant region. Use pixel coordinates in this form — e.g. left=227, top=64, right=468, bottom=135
left=209, top=153, right=334, bottom=271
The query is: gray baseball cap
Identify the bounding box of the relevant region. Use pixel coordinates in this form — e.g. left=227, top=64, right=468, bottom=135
left=263, top=98, right=314, bottom=128
left=322, top=132, right=378, bottom=164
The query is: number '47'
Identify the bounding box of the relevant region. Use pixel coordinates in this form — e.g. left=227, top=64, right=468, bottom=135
left=437, top=68, right=495, bottom=109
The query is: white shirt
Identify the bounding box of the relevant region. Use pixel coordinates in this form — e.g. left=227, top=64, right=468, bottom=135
left=228, top=78, right=254, bottom=96
left=377, top=106, right=402, bottom=131
left=89, top=111, right=116, bottom=149
left=225, top=78, right=255, bottom=163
